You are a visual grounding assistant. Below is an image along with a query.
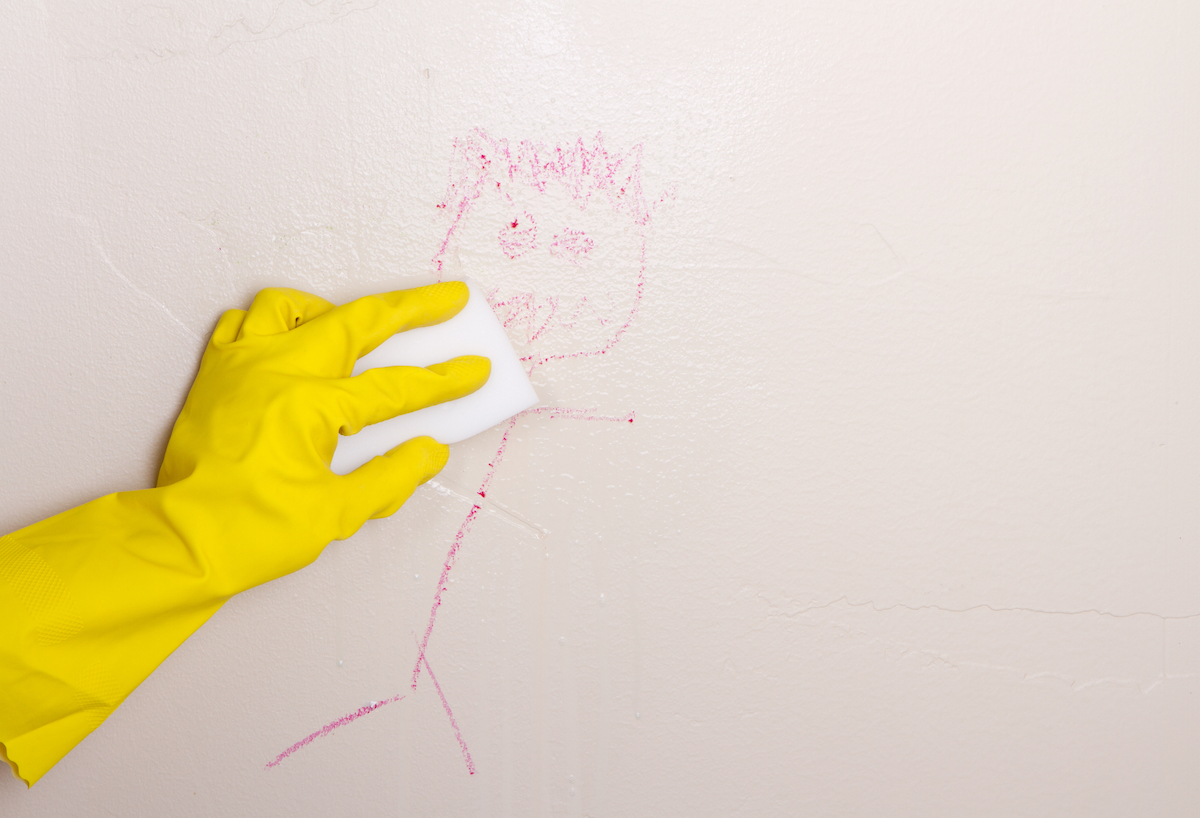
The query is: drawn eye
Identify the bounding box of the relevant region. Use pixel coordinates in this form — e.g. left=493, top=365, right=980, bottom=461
left=549, top=228, right=594, bottom=265
left=498, top=212, right=537, bottom=259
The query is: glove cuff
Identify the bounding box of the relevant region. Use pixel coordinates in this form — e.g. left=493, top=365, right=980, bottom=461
left=0, top=489, right=227, bottom=786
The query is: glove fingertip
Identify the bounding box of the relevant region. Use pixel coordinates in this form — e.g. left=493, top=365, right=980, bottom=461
left=210, top=309, right=247, bottom=346
left=386, top=435, right=450, bottom=485
left=379, top=280, right=470, bottom=328
left=429, top=355, right=491, bottom=390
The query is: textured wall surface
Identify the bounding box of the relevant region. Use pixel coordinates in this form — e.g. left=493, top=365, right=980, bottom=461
left=2, top=1, right=1198, bottom=815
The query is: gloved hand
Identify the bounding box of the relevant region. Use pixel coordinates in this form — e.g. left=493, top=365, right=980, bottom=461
left=0, top=281, right=489, bottom=787
left=158, top=282, right=491, bottom=590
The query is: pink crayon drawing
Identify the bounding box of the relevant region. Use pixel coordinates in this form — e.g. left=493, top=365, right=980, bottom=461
left=266, top=695, right=403, bottom=769
left=408, top=129, right=668, bottom=773
left=267, top=129, right=667, bottom=774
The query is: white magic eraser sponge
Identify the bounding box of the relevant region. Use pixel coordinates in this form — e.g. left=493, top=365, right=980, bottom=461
left=330, top=279, right=538, bottom=475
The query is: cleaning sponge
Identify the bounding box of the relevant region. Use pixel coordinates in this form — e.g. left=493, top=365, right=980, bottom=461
left=330, top=278, right=538, bottom=475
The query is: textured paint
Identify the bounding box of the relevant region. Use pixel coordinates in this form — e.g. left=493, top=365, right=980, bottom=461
left=2, top=1, right=1200, bottom=816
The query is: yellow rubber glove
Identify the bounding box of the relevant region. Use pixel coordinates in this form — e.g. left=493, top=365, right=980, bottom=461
left=0, top=281, right=490, bottom=787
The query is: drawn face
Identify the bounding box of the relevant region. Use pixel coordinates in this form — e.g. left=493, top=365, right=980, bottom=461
left=432, top=130, right=652, bottom=363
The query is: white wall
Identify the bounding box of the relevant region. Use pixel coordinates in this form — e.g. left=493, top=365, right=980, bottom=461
left=2, top=1, right=1198, bottom=815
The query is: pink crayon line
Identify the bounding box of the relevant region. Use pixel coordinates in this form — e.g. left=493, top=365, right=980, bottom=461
left=410, top=418, right=519, bottom=691
left=410, top=504, right=481, bottom=691
left=477, top=415, right=519, bottom=499
left=420, top=650, right=476, bottom=775
left=525, top=406, right=636, bottom=424
left=265, top=694, right=404, bottom=769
